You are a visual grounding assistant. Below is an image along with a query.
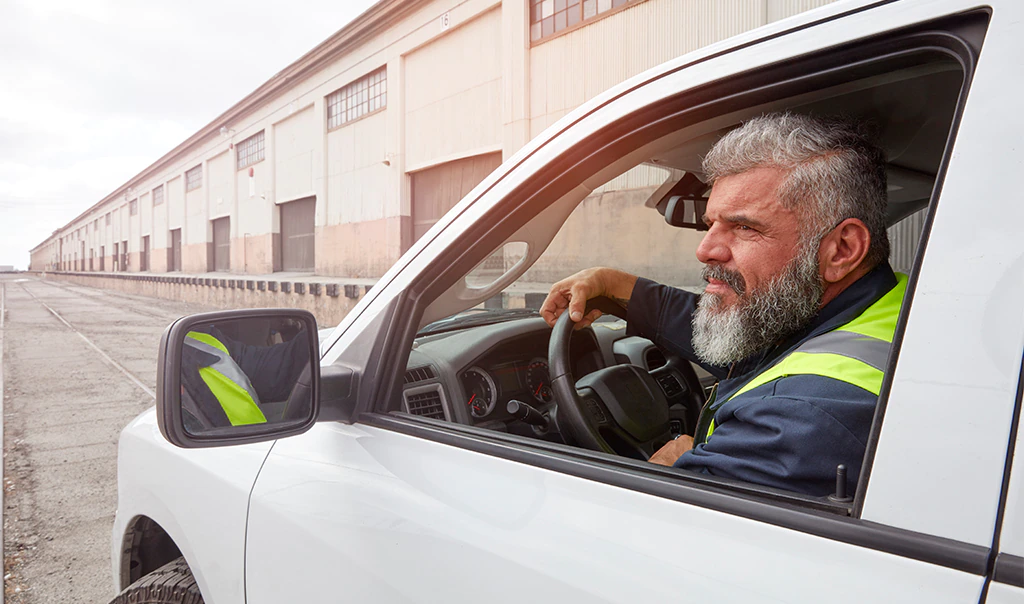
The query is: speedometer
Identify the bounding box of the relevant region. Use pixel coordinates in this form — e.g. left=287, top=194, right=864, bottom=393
left=462, top=366, right=497, bottom=418
left=525, top=359, right=553, bottom=404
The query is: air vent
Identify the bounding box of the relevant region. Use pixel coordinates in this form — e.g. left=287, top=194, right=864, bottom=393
left=405, top=389, right=445, bottom=420
left=656, top=373, right=683, bottom=398
left=404, top=365, right=436, bottom=384
left=645, top=348, right=668, bottom=370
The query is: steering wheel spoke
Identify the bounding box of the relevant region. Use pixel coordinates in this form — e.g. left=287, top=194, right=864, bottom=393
left=549, top=296, right=675, bottom=458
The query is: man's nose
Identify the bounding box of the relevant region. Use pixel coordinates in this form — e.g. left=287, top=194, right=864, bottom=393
left=696, top=225, right=731, bottom=265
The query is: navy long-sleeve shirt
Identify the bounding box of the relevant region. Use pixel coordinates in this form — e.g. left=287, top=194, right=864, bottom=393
left=626, top=263, right=899, bottom=497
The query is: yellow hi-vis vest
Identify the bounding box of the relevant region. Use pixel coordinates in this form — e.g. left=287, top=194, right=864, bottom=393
left=184, top=331, right=267, bottom=426
left=701, top=273, right=908, bottom=443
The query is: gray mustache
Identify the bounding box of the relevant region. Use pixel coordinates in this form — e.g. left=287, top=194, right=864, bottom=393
left=702, top=264, right=746, bottom=296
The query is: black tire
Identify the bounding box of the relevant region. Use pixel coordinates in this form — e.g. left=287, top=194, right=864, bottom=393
left=109, top=557, right=204, bottom=604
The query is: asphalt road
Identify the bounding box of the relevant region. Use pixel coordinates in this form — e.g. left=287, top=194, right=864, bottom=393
left=1, top=275, right=214, bottom=603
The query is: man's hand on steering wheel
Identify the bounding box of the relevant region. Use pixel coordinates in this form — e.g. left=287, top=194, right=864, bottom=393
left=540, top=267, right=639, bottom=330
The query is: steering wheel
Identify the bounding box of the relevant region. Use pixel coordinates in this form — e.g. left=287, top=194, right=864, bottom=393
left=548, top=296, right=703, bottom=459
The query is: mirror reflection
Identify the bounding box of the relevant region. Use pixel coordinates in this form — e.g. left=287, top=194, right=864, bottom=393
left=180, top=316, right=313, bottom=434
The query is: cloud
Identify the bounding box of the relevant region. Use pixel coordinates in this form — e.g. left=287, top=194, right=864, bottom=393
left=0, top=0, right=377, bottom=267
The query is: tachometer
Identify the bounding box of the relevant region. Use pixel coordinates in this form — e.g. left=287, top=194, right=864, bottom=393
left=462, top=366, right=497, bottom=418
left=525, top=359, right=553, bottom=404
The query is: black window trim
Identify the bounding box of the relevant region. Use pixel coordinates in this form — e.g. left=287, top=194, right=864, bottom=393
left=348, top=6, right=992, bottom=578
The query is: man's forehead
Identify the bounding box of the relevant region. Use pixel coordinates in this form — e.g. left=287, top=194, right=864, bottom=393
left=706, top=167, right=792, bottom=219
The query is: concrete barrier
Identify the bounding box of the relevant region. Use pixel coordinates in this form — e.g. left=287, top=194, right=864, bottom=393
left=38, top=271, right=372, bottom=327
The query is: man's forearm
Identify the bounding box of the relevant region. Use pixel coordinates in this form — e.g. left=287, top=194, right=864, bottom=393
left=597, top=268, right=639, bottom=309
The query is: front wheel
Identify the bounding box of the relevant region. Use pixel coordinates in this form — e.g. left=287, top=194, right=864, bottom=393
left=109, top=557, right=204, bottom=604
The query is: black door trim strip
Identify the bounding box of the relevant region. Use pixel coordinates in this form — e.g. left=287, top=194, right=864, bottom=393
left=993, top=553, right=1024, bottom=588
left=365, top=412, right=991, bottom=576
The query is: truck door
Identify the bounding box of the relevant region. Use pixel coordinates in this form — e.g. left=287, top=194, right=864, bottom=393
left=245, top=2, right=1016, bottom=602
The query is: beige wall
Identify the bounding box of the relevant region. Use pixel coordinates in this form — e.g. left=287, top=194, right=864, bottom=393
left=208, top=150, right=233, bottom=223
left=34, top=0, right=836, bottom=282
left=275, top=107, right=317, bottom=203
left=326, top=110, right=390, bottom=225
left=152, top=188, right=168, bottom=252
left=405, top=7, right=503, bottom=171
left=530, top=0, right=774, bottom=138
left=167, top=176, right=184, bottom=231
left=185, top=177, right=207, bottom=252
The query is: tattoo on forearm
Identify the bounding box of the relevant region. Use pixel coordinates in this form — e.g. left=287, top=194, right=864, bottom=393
left=613, top=296, right=629, bottom=310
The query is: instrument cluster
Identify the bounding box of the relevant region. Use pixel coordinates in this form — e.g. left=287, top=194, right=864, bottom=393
left=459, top=357, right=552, bottom=420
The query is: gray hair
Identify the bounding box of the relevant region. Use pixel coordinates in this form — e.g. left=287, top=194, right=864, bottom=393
left=702, top=113, right=890, bottom=268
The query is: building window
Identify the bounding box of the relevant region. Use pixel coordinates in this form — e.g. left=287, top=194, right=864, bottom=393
left=326, top=67, right=387, bottom=130
left=185, top=165, right=203, bottom=191
left=105, top=213, right=111, bottom=226
left=153, top=185, right=164, bottom=206
left=530, top=0, right=634, bottom=42
left=237, top=130, right=265, bottom=170
left=129, top=199, right=138, bottom=216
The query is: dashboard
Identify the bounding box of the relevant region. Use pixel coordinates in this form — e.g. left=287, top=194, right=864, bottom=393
left=400, top=315, right=702, bottom=439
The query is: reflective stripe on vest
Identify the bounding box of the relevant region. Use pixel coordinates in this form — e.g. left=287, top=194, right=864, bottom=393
left=703, top=273, right=908, bottom=442
left=185, top=331, right=267, bottom=426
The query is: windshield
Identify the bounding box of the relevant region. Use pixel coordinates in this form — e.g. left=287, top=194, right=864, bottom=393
left=421, top=163, right=708, bottom=333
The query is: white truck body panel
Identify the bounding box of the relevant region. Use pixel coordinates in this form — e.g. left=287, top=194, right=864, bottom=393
left=112, top=409, right=271, bottom=604
left=859, top=0, right=1024, bottom=546
left=246, top=423, right=983, bottom=604
left=111, top=0, right=1023, bottom=601
left=986, top=582, right=1024, bottom=604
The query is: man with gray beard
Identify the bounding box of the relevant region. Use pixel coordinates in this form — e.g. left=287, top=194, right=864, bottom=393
left=540, top=113, right=906, bottom=497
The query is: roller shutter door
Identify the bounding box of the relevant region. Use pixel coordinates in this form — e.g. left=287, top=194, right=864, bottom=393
left=280, top=196, right=315, bottom=271
left=169, top=229, right=182, bottom=272
left=411, top=153, right=501, bottom=243
left=212, top=217, right=230, bottom=272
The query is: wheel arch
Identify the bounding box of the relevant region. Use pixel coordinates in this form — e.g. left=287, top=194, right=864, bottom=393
left=117, top=515, right=184, bottom=591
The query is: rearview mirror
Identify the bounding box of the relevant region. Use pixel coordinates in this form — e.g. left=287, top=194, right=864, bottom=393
left=655, top=172, right=709, bottom=230
left=156, top=309, right=320, bottom=448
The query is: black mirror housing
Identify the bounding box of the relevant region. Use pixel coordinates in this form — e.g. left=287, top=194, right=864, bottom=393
left=655, top=172, right=709, bottom=230
left=663, top=195, right=709, bottom=230
left=156, top=308, right=321, bottom=448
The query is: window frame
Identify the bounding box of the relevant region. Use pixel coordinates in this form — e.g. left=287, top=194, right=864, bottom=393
left=344, top=10, right=988, bottom=576
left=185, top=165, right=203, bottom=192
left=152, top=185, right=164, bottom=206
left=326, top=67, right=387, bottom=131
left=529, top=0, right=642, bottom=44
left=236, top=130, right=265, bottom=170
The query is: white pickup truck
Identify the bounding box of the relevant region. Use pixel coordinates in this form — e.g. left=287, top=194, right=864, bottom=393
left=109, top=1, right=1022, bottom=602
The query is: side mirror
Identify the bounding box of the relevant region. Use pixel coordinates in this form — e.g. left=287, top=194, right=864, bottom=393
left=156, top=308, right=320, bottom=448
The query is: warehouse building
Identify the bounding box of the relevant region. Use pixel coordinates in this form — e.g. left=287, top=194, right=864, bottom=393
left=30, top=0, right=847, bottom=288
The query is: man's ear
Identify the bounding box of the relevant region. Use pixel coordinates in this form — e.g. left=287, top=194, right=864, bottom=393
left=819, top=218, right=871, bottom=284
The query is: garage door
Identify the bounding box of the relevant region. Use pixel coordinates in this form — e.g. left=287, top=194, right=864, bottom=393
left=212, top=217, right=230, bottom=272
left=411, top=153, right=502, bottom=243
left=280, top=196, right=315, bottom=271
left=169, top=229, right=182, bottom=272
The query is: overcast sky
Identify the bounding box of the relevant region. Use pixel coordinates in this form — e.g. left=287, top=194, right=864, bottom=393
left=0, top=0, right=378, bottom=269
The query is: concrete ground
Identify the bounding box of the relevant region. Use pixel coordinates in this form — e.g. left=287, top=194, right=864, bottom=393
left=1, top=275, right=214, bottom=603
